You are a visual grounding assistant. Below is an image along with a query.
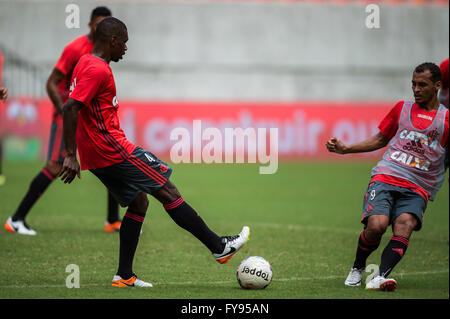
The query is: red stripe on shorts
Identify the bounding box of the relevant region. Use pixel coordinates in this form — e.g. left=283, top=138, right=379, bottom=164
left=129, top=154, right=167, bottom=185
left=50, top=122, right=63, bottom=162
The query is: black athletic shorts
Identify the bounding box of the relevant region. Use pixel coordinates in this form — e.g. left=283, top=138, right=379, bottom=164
left=361, top=181, right=427, bottom=231
left=90, top=147, right=172, bottom=207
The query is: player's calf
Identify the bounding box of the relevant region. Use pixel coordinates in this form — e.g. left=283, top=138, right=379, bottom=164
left=163, top=195, right=225, bottom=254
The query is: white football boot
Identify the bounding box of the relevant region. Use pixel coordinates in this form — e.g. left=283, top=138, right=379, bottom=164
left=344, top=267, right=365, bottom=286
left=213, top=226, right=250, bottom=264
left=365, top=275, right=397, bottom=291
left=4, top=217, right=37, bottom=235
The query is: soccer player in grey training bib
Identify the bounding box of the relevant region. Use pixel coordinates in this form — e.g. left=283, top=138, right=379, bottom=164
left=326, top=62, right=448, bottom=291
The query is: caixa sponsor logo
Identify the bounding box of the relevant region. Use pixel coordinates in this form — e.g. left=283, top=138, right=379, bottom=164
left=390, top=151, right=430, bottom=171
left=241, top=266, right=270, bottom=281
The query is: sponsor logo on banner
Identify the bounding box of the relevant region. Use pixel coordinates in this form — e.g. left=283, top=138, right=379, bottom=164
left=2, top=99, right=393, bottom=161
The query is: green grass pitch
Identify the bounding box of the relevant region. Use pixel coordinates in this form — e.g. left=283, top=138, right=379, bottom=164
left=0, top=160, right=448, bottom=299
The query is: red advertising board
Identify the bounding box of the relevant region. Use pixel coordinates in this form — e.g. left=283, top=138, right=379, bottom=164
left=1, top=98, right=393, bottom=161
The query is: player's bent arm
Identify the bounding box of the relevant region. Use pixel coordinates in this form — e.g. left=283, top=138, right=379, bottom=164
left=344, top=132, right=390, bottom=154
left=327, top=132, right=390, bottom=155
left=46, top=68, right=66, bottom=114
left=60, top=98, right=83, bottom=183
left=62, top=98, right=83, bottom=157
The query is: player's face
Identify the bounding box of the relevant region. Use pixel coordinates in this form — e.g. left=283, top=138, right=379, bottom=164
left=412, top=70, right=441, bottom=105
left=111, top=32, right=128, bottom=63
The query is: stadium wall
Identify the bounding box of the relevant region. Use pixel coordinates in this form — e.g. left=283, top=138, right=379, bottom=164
left=0, top=0, right=448, bottom=101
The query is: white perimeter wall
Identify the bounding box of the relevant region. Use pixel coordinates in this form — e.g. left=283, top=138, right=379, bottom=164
left=0, top=0, right=448, bottom=101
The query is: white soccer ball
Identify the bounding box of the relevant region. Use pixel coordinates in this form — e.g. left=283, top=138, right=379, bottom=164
left=236, top=256, right=273, bottom=289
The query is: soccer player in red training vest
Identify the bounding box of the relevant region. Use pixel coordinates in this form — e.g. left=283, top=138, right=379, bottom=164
left=326, top=62, right=448, bottom=291
left=59, top=17, right=250, bottom=287
left=4, top=7, right=121, bottom=236
left=0, top=87, right=7, bottom=186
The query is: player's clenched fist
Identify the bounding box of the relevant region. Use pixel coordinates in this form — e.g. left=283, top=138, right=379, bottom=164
left=0, top=87, right=8, bottom=101
left=326, top=137, right=347, bottom=154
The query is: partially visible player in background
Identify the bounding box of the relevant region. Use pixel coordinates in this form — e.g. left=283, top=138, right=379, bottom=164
left=4, top=7, right=121, bottom=235
left=0, top=87, right=6, bottom=186
left=326, top=62, right=448, bottom=291
left=439, top=57, right=449, bottom=109
left=438, top=58, right=449, bottom=245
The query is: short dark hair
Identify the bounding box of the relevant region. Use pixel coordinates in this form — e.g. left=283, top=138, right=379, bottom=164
left=94, top=17, right=127, bottom=43
left=90, top=6, right=112, bottom=22
left=414, top=62, right=442, bottom=83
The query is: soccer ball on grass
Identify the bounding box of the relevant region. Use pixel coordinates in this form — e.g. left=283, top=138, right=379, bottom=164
left=236, top=256, right=273, bottom=289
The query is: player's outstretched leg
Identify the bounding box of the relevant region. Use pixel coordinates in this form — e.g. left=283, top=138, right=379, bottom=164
left=345, top=229, right=381, bottom=286
left=345, top=215, right=387, bottom=287
left=366, top=213, right=415, bottom=292
left=104, top=190, right=121, bottom=233
left=152, top=180, right=250, bottom=264
left=112, top=192, right=152, bottom=287
left=0, top=140, right=5, bottom=186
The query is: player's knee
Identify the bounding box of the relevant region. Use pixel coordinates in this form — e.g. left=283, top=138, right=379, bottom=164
left=366, top=215, right=389, bottom=237
left=129, top=192, right=149, bottom=213
left=165, top=181, right=181, bottom=200
left=152, top=180, right=181, bottom=205
left=393, top=214, right=417, bottom=237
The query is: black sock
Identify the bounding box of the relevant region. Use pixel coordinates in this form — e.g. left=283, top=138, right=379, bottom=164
left=12, top=169, right=54, bottom=221
left=164, top=197, right=224, bottom=254
left=353, top=230, right=381, bottom=270
left=107, top=190, right=120, bottom=223
left=379, top=236, right=409, bottom=277
left=117, top=210, right=145, bottom=279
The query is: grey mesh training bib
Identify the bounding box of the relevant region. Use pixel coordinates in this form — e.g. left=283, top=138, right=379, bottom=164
left=371, top=101, right=448, bottom=201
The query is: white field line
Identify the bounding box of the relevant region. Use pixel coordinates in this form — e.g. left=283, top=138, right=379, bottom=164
left=0, top=269, right=447, bottom=289
left=249, top=222, right=360, bottom=236
left=241, top=222, right=449, bottom=243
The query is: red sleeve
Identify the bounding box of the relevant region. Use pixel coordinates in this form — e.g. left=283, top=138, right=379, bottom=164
left=442, top=110, right=449, bottom=148
left=440, top=58, right=449, bottom=88
left=378, top=101, right=403, bottom=138
left=54, top=44, right=79, bottom=76
left=69, top=65, right=107, bottom=106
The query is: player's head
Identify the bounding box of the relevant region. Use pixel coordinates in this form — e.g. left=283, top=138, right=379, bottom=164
left=94, top=17, right=128, bottom=63
left=412, top=62, right=442, bottom=105
left=89, top=6, right=112, bottom=37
